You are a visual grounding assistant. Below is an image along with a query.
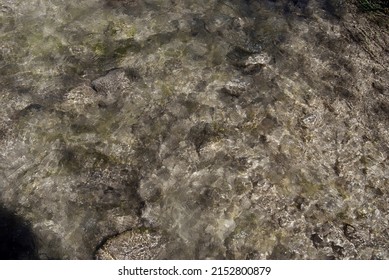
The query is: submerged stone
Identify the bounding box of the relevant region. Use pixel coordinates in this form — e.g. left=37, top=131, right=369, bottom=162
left=0, top=0, right=388, bottom=259
left=95, top=228, right=167, bottom=260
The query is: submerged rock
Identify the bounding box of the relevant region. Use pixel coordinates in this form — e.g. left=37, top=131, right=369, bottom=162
left=0, top=0, right=388, bottom=259
left=95, top=228, right=167, bottom=260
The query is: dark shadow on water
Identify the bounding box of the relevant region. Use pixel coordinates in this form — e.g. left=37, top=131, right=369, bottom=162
left=0, top=206, right=38, bottom=260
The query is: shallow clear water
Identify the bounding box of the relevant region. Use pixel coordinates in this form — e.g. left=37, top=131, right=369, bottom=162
left=0, top=0, right=388, bottom=260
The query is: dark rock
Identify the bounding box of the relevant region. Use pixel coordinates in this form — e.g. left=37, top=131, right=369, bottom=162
left=268, top=244, right=296, bottom=260
left=311, top=233, right=324, bottom=248
left=188, top=122, right=216, bottom=153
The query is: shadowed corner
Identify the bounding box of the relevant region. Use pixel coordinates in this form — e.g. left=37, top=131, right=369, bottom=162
left=0, top=205, right=38, bottom=260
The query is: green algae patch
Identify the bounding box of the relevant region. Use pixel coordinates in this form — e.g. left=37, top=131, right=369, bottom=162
left=300, top=179, right=322, bottom=199
left=106, top=20, right=137, bottom=39
left=160, top=83, right=174, bottom=98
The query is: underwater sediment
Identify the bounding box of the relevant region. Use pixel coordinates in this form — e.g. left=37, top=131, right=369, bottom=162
left=0, top=0, right=388, bottom=259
